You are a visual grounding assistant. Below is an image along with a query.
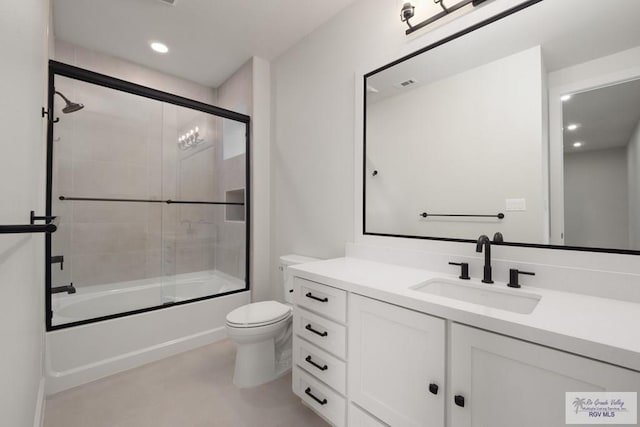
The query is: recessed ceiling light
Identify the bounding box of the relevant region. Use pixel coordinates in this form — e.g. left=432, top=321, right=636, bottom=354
left=561, top=94, right=572, bottom=102
left=573, top=142, right=583, bottom=148
left=567, top=123, right=579, bottom=131
left=150, top=42, right=169, bottom=54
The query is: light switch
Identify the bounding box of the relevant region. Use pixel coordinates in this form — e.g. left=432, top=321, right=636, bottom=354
left=506, top=198, right=526, bottom=211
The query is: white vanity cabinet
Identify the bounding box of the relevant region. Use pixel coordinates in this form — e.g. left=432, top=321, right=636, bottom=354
left=348, top=294, right=446, bottom=427
left=449, top=323, right=640, bottom=427
left=291, top=269, right=640, bottom=427
left=292, top=277, right=348, bottom=427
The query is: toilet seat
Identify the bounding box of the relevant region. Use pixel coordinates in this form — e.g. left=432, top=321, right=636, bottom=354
left=226, top=301, right=291, bottom=328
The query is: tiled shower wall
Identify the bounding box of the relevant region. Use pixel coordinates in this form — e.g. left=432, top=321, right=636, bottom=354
left=51, top=41, right=247, bottom=289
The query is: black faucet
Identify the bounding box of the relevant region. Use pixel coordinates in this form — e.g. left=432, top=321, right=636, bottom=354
left=476, top=235, right=493, bottom=284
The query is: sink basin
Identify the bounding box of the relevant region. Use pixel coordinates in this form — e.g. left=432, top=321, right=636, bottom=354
left=411, top=278, right=541, bottom=314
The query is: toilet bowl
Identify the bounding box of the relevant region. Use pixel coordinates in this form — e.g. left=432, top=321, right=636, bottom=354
left=225, top=254, right=319, bottom=388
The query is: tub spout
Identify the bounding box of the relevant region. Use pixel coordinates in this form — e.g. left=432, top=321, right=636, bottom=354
left=52, top=283, right=76, bottom=294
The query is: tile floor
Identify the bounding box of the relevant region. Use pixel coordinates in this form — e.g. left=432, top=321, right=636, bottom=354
left=44, top=339, right=329, bottom=427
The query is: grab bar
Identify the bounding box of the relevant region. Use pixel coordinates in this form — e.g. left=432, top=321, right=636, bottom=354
left=420, top=212, right=504, bottom=219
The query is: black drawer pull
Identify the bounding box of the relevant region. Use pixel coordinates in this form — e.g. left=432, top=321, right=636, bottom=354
left=305, top=324, right=328, bottom=337
left=454, top=395, right=465, bottom=407
left=429, top=383, right=439, bottom=395
left=305, top=387, right=327, bottom=405
left=305, top=355, right=328, bottom=371
left=305, top=292, right=328, bottom=302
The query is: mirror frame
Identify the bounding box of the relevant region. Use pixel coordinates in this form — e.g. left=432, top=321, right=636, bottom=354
left=362, top=0, right=640, bottom=256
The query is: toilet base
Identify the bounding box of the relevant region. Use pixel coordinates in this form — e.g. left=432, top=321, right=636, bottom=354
left=228, top=318, right=293, bottom=388
left=232, top=341, right=292, bottom=387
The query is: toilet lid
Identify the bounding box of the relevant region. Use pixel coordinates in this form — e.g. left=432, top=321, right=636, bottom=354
left=226, top=301, right=291, bottom=327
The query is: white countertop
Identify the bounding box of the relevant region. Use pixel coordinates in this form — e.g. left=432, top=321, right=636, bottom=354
left=290, top=257, right=640, bottom=372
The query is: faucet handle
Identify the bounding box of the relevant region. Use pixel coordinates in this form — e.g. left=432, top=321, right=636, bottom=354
left=507, top=268, right=535, bottom=288
left=449, top=262, right=470, bottom=280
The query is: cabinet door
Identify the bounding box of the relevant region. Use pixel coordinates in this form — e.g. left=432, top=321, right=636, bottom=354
left=348, top=404, right=389, bottom=427
left=450, top=323, right=640, bottom=427
left=349, top=294, right=445, bottom=427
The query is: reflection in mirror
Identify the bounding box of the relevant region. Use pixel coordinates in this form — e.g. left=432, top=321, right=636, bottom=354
left=562, top=79, right=640, bottom=250
left=364, top=0, right=640, bottom=253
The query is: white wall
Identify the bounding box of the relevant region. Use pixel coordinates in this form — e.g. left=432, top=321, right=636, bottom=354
left=366, top=46, right=546, bottom=242
left=628, top=119, right=640, bottom=250
left=251, top=57, right=272, bottom=301
left=564, top=148, right=629, bottom=249
left=272, top=0, right=640, bottom=301
left=271, top=0, right=407, bottom=292
left=0, top=0, right=49, bottom=426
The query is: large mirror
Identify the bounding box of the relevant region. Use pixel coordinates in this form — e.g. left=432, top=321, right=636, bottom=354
left=364, top=0, right=640, bottom=253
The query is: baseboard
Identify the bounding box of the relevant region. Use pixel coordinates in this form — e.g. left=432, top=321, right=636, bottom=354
left=33, top=378, right=45, bottom=427
left=46, top=326, right=227, bottom=395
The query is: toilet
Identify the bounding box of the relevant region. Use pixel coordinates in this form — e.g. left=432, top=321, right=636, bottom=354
left=226, top=254, right=319, bottom=388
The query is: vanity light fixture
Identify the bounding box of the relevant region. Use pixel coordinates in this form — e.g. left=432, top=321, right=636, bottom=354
left=150, top=42, right=169, bottom=54
left=401, top=0, right=489, bottom=35
left=573, top=141, right=583, bottom=148
left=566, top=123, right=579, bottom=131
left=561, top=94, right=572, bottom=102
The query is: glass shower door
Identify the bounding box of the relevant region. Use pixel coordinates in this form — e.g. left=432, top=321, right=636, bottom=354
left=47, top=61, right=250, bottom=330
left=159, top=105, right=247, bottom=305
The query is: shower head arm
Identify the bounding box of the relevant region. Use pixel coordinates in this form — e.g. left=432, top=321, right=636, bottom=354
left=54, top=91, right=72, bottom=104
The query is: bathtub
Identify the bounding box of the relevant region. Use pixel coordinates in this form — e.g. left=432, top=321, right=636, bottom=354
left=52, top=270, right=245, bottom=325
left=46, top=270, right=249, bottom=394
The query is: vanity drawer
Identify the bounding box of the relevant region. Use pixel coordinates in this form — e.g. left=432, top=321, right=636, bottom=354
left=293, top=366, right=346, bottom=427
left=293, top=335, right=347, bottom=395
left=294, top=277, right=347, bottom=323
left=294, top=307, right=347, bottom=359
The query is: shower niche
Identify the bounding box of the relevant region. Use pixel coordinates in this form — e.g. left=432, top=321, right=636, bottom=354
left=225, top=189, right=245, bottom=222
left=45, top=61, right=250, bottom=330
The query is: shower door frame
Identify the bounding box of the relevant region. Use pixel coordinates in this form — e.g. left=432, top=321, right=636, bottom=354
left=45, top=60, right=251, bottom=331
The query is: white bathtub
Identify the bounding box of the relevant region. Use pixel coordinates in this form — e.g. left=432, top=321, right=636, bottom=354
left=52, top=270, right=245, bottom=325
left=46, top=270, right=249, bottom=394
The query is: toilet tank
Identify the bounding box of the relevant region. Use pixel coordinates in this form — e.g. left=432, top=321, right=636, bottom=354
left=280, top=254, right=320, bottom=304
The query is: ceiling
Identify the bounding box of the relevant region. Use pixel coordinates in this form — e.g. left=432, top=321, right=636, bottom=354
left=563, top=78, right=640, bottom=153
left=52, top=0, right=357, bottom=87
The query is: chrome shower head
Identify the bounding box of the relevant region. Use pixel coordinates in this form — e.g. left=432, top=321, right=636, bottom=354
left=55, top=91, right=84, bottom=114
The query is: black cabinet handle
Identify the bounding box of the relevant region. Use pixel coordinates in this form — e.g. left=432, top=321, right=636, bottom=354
left=305, top=387, right=327, bottom=405
left=305, top=292, right=328, bottom=303
left=305, top=355, right=328, bottom=371
left=454, top=395, right=465, bottom=407
left=429, top=383, right=439, bottom=395
left=305, top=324, right=328, bottom=337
